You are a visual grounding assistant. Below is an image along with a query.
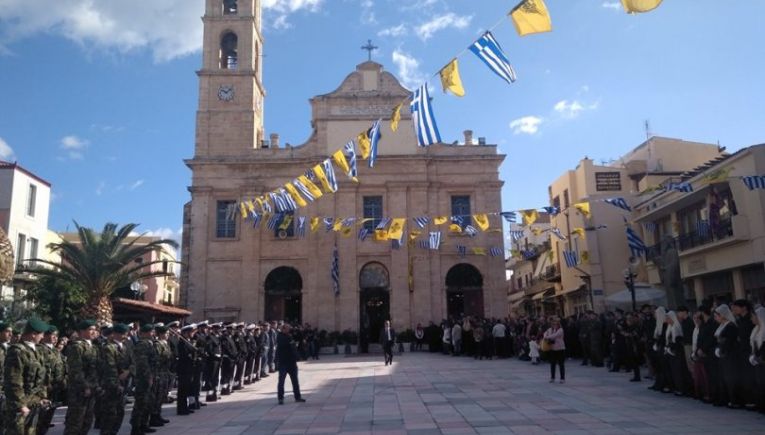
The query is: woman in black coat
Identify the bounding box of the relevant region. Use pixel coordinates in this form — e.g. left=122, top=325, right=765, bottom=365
left=714, top=304, right=741, bottom=408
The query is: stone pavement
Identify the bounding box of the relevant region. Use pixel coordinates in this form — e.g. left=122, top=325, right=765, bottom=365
left=47, top=352, right=764, bottom=434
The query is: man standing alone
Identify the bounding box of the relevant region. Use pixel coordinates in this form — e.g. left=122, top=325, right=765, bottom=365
left=379, top=320, right=396, bottom=366
left=275, top=324, right=305, bottom=405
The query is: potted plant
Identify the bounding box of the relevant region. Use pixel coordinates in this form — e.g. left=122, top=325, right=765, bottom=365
left=397, top=329, right=415, bottom=353
left=328, top=331, right=341, bottom=354
left=318, top=329, right=334, bottom=355
left=341, top=329, right=358, bottom=355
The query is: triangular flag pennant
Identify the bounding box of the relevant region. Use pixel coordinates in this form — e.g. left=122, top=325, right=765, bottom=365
left=439, top=58, right=466, bottom=97
left=239, top=202, right=248, bottom=219
left=278, top=214, right=293, bottom=231
left=310, top=217, right=320, bottom=233
left=521, top=209, right=538, bottom=225
left=574, top=202, right=590, bottom=218
left=357, top=130, right=371, bottom=159
left=331, top=149, right=352, bottom=179
left=571, top=227, right=586, bottom=239
left=433, top=216, right=449, bottom=225
left=510, top=0, right=552, bottom=36
left=472, top=247, right=487, bottom=256
left=390, top=103, right=403, bottom=132
left=621, top=0, right=663, bottom=14
left=472, top=214, right=490, bottom=231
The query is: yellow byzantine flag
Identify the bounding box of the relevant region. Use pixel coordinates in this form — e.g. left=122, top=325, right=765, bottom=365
left=390, top=103, right=403, bottom=132
left=296, top=175, right=324, bottom=200
left=279, top=214, right=293, bottom=231
left=621, top=0, right=663, bottom=14
left=332, top=218, right=344, bottom=232
left=357, top=131, right=371, bottom=159
left=574, top=202, right=590, bottom=218
left=341, top=226, right=354, bottom=237
left=472, top=247, right=487, bottom=256
left=439, top=59, right=465, bottom=97
left=310, top=217, right=321, bottom=233
left=311, top=164, right=333, bottom=194
left=239, top=202, right=248, bottom=219
left=283, top=183, right=307, bottom=208
left=572, top=227, right=586, bottom=239
left=332, top=149, right=357, bottom=182
left=521, top=209, right=538, bottom=226
left=449, top=223, right=463, bottom=233
left=472, top=214, right=490, bottom=231
left=532, top=227, right=544, bottom=236
left=580, top=250, right=590, bottom=264
left=245, top=200, right=256, bottom=214
left=387, top=218, right=407, bottom=241
left=433, top=216, right=449, bottom=225
left=408, top=230, right=422, bottom=244
left=510, top=0, right=552, bottom=37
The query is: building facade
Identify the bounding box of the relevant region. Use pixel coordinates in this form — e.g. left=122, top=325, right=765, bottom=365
left=182, top=0, right=507, bottom=340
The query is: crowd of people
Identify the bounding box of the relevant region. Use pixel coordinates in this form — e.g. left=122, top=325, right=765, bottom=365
left=0, top=318, right=313, bottom=435
left=419, top=298, right=765, bottom=414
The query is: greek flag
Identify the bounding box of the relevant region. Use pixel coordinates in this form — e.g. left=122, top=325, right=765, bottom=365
left=542, top=206, right=560, bottom=216
left=304, top=168, right=317, bottom=182
left=418, top=240, right=429, bottom=250
left=341, top=217, right=356, bottom=228
left=522, top=250, right=536, bottom=260
left=413, top=216, right=430, bottom=228
left=509, top=230, right=525, bottom=241
left=464, top=225, right=478, bottom=237
left=457, top=245, right=467, bottom=257
left=293, top=179, right=315, bottom=202
left=251, top=212, right=262, bottom=228
left=665, top=181, right=693, bottom=193
left=296, top=216, right=306, bottom=238
left=331, top=245, right=340, bottom=296
left=358, top=228, right=370, bottom=241
left=550, top=228, right=566, bottom=240
left=604, top=197, right=631, bottom=212
left=697, top=219, right=710, bottom=237
left=490, top=247, right=504, bottom=257
left=267, top=213, right=284, bottom=231
left=451, top=215, right=466, bottom=228
left=323, top=217, right=335, bottom=232
left=261, top=198, right=273, bottom=214
left=643, top=222, right=657, bottom=233
left=500, top=212, right=517, bottom=223
left=322, top=159, right=338, bottom=192
left=410, top=84, right=441, bottom=147
left=344, top=141, right=358, bottom=178
left=269, top=192, right=286, bottom=213
left=429, top=231, right=442, bottom=250
left=562, top=250, right=578, bottom=268
left=742, top=175, right=765, bottom=190
left=376, top=217, right=392, bottom=230
left=469, top=31, right=517, bottom=84
left=626, top=226, right=646, bottom=258
left=368, top=119, right=381, bottom=168
left=279, top=188, right=297, bottom=211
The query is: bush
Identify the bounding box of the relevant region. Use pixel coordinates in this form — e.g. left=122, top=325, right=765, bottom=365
left=397, top=328, right=415, bottom=342
left=318, top=329, right=329, bottom=347
left=328, top=330, right=341, bottom=346
left=341, top=329, right=358, bottom=345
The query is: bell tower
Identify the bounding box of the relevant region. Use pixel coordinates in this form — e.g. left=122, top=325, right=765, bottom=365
left=195, top=0, right=265, bottom=157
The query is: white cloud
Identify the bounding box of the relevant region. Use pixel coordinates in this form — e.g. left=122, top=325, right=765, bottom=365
left=129, top=179, right=145, bottom=191
left=553, top=100, right=599, bottom=118
left=60, top=135, right=88, bottom=150
left=145, top=227, right=181, bottom=242
left=415, top=13, right=472, bottom=41
left=391, top=49, right=426, bottom=90
left=359, top=0, right=376, bottom=25
left=95, top=181, right=106, bottom=196
left=509, top=116, right=543, bottom=135
left=262, top=0, right=323, bottom=30
left=378, top=24, right=408, bottom=38
left=0, top=137, right=15, bottom=161
left=602, top=1, right=622, bottom=10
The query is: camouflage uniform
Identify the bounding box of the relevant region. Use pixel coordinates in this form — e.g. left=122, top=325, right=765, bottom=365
left=0, top=341, right=10, bottom=435
left=151, top=339, right=172, bottom=419
left=129, top=337, right=157, bottom=433
left=36, top=343, right=66, bottom=435
left=3, top=342, right=46, bottom=435
left=63, top=339, right=99, bottom=435
left=98, top=339, right=130, bottom=435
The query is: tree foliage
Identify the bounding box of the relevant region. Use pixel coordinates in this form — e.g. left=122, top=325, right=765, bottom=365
left=25, top=274, right=87, bottom=333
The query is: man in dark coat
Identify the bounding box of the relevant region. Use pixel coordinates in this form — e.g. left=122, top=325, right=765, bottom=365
left=276, top=324, right=305, bottom=405
left=379, top=320, right=396, bottom=366
left=176, top=324, right=197, bottom=416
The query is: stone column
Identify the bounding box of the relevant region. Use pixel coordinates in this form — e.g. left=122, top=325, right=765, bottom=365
left=732, top=268, right=746, bottom=300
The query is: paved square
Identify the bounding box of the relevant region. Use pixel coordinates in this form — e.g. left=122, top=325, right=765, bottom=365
left=47, top=352, right=764, bottom=434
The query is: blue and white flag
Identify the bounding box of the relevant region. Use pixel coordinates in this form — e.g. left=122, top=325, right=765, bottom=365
left=509, top=230, right=525, bottom=241
left=322, top=159, right=338, bottom=192
left=550, top=228, right=566, bottom=240
left=341, top=217, right=356, bottom=228
left=279, top=188, right=297, bottom=211
left=413, top=216, right=430, bottom=228
left=451, top=215, right=466, bottom=228
left=542, top=206, right=560, bottom=216
left=522, top=250, right=536, bottom=260
left=429, top=231, right=442, bottom=250
left=323, top=217, right=335, bottom=233
left=251, top=212, right=262, bottom=228
left=500, top=212, right=517, bottom=223
left=358, top=228, right=370, bottom=241
left=260, top=198, right=273, bottom=214
left=665, top=181, right=693, bottom=193
left=269, top=192, right=287, bottom=213
left=742, top=175, right=765, bottom=190
left=626, top=226, right=646, bottom=258
left=643, top=222, right=657, bottom=233
left=416, top=240, right=428, bottom=250
left=296, top=216, right=306, bottom=238
left=490, top=247, right=504, bottom=257
left=292, top=178, right=316, bottom=202
left=391, top=238, right=403, bottom=250
left=267, top=213, right=284, bottom=231
left=376, top=217, right=392, bottom=230
left=368, top=119, right=381, bottom=168
left=457, top=245, right=467, bottom=257
left=563, top=250, right=578, bottom=268
left=604, top=197, right=631, bottom=212
left=469, top=31, right=517, bottom=84
left=464, top=225, right=478, bottom=237
left=304, top=168, right=317, bottom=182
left=410, top=84, right=441, bottom=147
left=331, top=245, right=340, bottom=296
left=344, top=141, right=358, bottom=179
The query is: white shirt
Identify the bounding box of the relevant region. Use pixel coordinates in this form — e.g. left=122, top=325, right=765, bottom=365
left=23, top=341, right=36, bottom=351
left=386, top=328, right=391, bottom=341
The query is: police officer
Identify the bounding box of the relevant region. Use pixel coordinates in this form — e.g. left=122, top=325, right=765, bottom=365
left=130, top=324, right=158, bottom=435
left=98, top=323, right=131, bottom=435
left=259, top=323, right=271, bottom=379
left=64, top=319, right=100, bottom=435
left=37, top=325, right=66, bottom=435
left=176, top=324, right=197, bottom=415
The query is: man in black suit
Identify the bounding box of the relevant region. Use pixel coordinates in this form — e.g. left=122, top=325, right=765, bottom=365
left=379, top=320, right=396, bottom=366
left=276, top=324, right=305, bottom=405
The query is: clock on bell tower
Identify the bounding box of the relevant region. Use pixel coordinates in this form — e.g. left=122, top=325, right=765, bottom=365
left=195, top=0, right=265, bottom=157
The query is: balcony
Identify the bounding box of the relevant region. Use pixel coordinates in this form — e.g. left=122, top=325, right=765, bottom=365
left=677, top=218, right=733, bottom=252
left=542, top=264, right=561, bottom=281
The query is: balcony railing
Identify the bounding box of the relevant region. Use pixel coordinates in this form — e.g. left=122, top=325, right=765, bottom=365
left=542, top=264, right=561, bottom=281
left=677, top=218, right=733, bottom=251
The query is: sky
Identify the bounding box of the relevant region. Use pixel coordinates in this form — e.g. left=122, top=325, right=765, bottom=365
left=1, top=0, right=764, bottom=244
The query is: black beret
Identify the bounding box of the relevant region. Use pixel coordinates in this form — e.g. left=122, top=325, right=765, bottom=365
left=140, top=324, right=155, bottom=333
left=112, top=323, right=130, bottom=334
left=77, top=319, right=97, bottom=330
left=25, top=318, right=49, bottom=334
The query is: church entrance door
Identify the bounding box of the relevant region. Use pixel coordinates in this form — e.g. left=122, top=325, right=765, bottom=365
left=359, top=262, right=390, bottom=353
left=446, top=264, right=484, bottom=319
left=264, top=266, right=302, bottom=324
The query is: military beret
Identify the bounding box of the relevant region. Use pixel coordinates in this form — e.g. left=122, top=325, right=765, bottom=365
left=0, top=322, right=11, bottom=332
left=25, top=318, right=49, bottom=334
left=46, top=325, right=59, bottom=334
left=140, top=324, right=155, bottom=333
left=155, top=325, right=168, bottom=334
left=77, top=319, right=97, bottom=330
left=112, top=323, right=130, bottom=334
left=167, top=321, right=180, bottom=328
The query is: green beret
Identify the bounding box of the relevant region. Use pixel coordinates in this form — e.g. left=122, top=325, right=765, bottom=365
left=46, top=325, right=58, bottom=334
left=112, top=323, right=129, bottom=334
left=155, top=325, right=168, bottom=334
left=0, top=322, right=11, bottom=332
left=77, top=320, right=97, bottom=330
left=25, top=318, right=49, bottom=334
left=140, top=324, right=154, bottom=333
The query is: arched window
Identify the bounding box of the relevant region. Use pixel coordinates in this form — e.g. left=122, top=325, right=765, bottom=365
left=222, top=0, right=238, bottom=15
left=220, top=32, right=238, bottom=70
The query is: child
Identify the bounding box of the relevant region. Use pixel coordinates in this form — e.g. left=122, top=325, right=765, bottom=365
left=529, top=338, right=541, bottom=365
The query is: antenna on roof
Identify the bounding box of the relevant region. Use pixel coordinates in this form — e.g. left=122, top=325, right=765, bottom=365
left=644, top=119, right=653, bottom=140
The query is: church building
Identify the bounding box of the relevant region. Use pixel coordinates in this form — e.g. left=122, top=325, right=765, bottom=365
left=182, top=0, right=508, bottom=342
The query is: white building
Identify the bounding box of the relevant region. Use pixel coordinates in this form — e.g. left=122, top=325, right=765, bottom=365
left=0, top=160, right=52, bottom=304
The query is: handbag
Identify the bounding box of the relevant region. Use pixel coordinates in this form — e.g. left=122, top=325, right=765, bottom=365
left=540, top=339, right=551, bottom=352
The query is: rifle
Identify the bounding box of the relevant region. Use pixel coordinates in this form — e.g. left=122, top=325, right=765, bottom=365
left=22, top=403, right=41, bottom=431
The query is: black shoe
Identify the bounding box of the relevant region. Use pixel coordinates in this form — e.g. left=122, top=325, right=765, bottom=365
left=178, top=411, right=192, bottom=416
left=278, top=398, right=284, bottom=405
left=295, top=398, right=306, bottom=403
left=221, top=387, right=231, bottom=395
left=629, top=378, right=641, bottom=382
left=161, top=417, right=170, bottom=423
left=233, top=385, right=243, bottom=391
left=149, top=416, right=165, bottom=427
left=261, top=373, right=269, bottom=378
left=142, top=426, right=158, bottom=433
left=206, top=393, right=218, bottom=402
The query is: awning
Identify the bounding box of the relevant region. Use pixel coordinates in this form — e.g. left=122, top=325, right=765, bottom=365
left=532, top=289, right=554, bottom=301
left=508, top=291, right=526, bottom=303
left=112, top=297, right=192, bottom=318
left=510, top=298, right=528, bottom=309
left=605, top=284, right=666, bottom=304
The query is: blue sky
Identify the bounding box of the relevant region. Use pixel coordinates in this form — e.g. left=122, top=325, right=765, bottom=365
left=1, top=0, right=763, bottom=242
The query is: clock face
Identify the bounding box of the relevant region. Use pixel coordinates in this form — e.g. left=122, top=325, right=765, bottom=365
left=218, top=85, right=234, bottom=102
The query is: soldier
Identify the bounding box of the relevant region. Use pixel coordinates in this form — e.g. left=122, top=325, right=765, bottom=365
left=232, top=323, right=247, bottom=391
left=219, top=324, right=238, bottom=396
left=37, top=326, right=66, bottom=435
left=203, top=323, right=222, bottom=402
left=130, top=323, right=157, bottom=435
left=98, top=323, right=131, bottom=435
left=63, top=319, right=99, bottom=435
left=92, top=324, right=111, bottom=431
left=190, top=321, right=208, bottom=409
left=166, top=322, right=180, bottom=403
left=259, top=323, right=271, bottom=379
left=243, top=324, right=258, bottom=385
left=3, top=318, right=49, bottom=435
left=176, top=324, right=197, bottom=415
left=149, top=326, right=172, bottom=428
left=1, top=320, right=14, bottom=433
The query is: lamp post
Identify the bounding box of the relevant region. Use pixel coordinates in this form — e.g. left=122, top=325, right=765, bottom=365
left=623, top=257, right=639, bottom=312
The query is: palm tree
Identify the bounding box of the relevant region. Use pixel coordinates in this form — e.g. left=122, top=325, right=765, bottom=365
left=29, top=222, right=179, bottom=325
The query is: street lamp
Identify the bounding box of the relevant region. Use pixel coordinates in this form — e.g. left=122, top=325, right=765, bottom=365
left=623, top=256, right=639, bottom=312
left=130, top=281, right=147, bottom=300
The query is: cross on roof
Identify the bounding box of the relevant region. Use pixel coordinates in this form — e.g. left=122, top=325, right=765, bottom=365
left=361, top=39, right=378, bottom=61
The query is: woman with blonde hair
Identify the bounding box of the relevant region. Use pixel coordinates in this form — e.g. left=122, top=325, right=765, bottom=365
left=543, top=316, right=566, bottom=383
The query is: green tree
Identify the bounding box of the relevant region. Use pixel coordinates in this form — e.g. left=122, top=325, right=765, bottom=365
left=25, top=275, right=87, bottom=332
left=29, top=222, right=178, bottom=325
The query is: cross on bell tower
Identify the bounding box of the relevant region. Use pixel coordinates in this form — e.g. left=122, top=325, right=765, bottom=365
left=361, top=39, right=378, bottom=61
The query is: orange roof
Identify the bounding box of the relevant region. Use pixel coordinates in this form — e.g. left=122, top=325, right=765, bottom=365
left=112, top=297, right=191, bottom=317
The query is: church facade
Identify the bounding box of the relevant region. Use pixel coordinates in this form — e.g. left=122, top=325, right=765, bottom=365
left=182, top=0, right=508, bottom=340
